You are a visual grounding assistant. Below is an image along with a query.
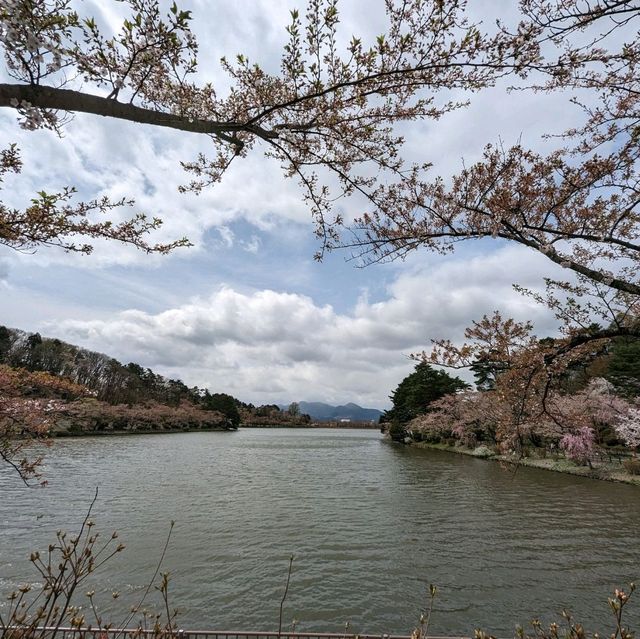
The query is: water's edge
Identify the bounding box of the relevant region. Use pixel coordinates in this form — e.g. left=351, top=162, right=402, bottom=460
left=411, top=440, right=640, bottom=486
left=53, top=426, right=235, bottom=437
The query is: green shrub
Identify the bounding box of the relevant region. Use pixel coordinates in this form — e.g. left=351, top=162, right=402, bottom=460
left=420, top=430, right=444, bottom=443
left=387, top=420, right=407, bottom=442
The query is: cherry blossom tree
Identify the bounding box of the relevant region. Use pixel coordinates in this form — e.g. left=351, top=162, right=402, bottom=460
left=415, top=310, right=639, bottom=452
left=410, top=390, right=505, bottom=447
left=0, top=0, right=516, bottom=255
left=341, top=1, right=640, bottom=382
left=346, top=1, right=639, bottom=308
left=0, top=143, right=188, bottom=254
left=560, top=427, right=595, bottom=465
left=2, top=1, right=638, bottom=321
left=417, top=312, right=561, bottom=450
left=0, top=364, right=88, bottom=484
left=409, top=376, right=639, bottom=458
left=615, top=408, right=640, bottom=450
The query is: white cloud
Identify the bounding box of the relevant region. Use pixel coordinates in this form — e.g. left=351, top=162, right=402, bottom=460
left=0, top=110, right=310, bottom=269
left=241, top=236, right=261, bottom=254
left=54, top=245, right=563, bottom=408
left=0, top=259, right=8, bottom=283
left=217, top=226, right=235, bottom=248
left=0, top=1, right=599, bottom=408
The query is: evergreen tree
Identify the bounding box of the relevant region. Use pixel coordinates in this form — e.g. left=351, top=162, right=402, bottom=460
left=202, top=391, right=241, bottom=427
left=470, top=353, right=508, bottom=391
left=606, top=338, right=640, bottom=398
left=0, top=325, right=12, bottom=360
left=384, top=362, right=469, bottom=426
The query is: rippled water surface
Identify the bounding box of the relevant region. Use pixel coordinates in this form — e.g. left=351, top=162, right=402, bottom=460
left=1, top=429, right=639, bottom=636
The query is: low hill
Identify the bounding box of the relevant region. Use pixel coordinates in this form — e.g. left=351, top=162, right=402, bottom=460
left=0, top=326, right=310, bottom=429
left=283, top=401, right=383, bottom=422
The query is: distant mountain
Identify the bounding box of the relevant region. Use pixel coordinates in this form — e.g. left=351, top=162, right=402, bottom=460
left=284, top=401, right=383, bottom=422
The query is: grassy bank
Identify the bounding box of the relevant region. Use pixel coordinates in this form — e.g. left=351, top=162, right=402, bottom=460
left=412, top=441, right=640, bottom=486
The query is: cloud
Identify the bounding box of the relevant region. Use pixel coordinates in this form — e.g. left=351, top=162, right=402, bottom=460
left=0, top=259, right=8, bottom=283
left=55, top=245, right=563, bottom=408
left=217, top=226, right=235, bottom=248
left=0, top=0, right=599, bottom=270
left=241, top=236, right=261, bottom=254
left=0, top=1, right=597, bottom=409
left=0, top=107, right=312, bottom=270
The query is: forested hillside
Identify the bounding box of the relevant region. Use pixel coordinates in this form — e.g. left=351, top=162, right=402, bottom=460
left=0, top=326, right=206, bottom=406
left=0, top=326, right=312, bottom=431
left=284, top=401, right=383, bottom=422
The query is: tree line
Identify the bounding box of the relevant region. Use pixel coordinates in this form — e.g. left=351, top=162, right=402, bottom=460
left=382, top=325, right=640, bottom=468
left=0, top=325, right=316, bottom=482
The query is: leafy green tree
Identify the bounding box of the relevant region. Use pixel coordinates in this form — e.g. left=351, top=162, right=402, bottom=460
left=469, top=353, right=509, bottom=391
left=383, top=362, right=469, bottom=427
left=606, top=338, right=640, bottom=398
left=202, top=391, right=241, bottom=427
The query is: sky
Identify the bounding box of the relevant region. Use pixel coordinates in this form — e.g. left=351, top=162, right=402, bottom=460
left=0, top=0, right=588, bottom=409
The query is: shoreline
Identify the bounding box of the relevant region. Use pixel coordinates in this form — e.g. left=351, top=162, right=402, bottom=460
left=50, top=424, right=378, bottom=438
left=411, top=441, right=640, bottom=486
left=240, top=423, right=380, bottom=429
left=52, top=426, right=236, bottom=438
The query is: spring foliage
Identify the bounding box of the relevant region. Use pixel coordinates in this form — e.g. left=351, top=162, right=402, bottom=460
left=0, top=0, right=512, bottom=254
left=3, top=0, right=640, bottom=470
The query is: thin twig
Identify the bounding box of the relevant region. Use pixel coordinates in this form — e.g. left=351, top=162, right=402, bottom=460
left=278, top=555, right=294, bottom=638
left=113, top=520, right=175, bottom=637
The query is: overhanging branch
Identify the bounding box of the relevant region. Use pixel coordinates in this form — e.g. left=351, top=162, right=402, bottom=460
left=0, top=83, right=270, bottom=148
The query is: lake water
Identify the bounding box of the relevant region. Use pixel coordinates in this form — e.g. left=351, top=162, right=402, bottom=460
left=1, top=429, right=639, bottom=637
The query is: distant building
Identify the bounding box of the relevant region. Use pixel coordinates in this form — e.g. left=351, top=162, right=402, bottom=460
left=339, top=418, right=351, bottom=423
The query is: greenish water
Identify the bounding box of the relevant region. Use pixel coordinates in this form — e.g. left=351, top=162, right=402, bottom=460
left=0, top=429, right=638, bottom=636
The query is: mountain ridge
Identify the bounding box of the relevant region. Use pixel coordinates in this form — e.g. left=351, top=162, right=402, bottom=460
left=282, top=401, right=383, bottom=422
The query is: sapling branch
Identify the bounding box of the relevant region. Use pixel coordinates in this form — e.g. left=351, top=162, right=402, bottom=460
left=278, top=554, right=295, bottom=638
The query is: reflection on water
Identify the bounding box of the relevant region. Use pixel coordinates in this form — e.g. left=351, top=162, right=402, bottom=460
left=0, top=429, right=638, bottom=636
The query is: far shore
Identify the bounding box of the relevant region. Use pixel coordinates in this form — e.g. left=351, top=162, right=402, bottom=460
left=53, top=426, right=236, bottom=438
left=411, top=440, right=640, bottom=486
left=50, top=423, right=380, bottom=438
left=240, top=422, right=380, bottom=429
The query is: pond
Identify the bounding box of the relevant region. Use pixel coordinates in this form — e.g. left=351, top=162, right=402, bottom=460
left=1, top=429, right=638, bottom=637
